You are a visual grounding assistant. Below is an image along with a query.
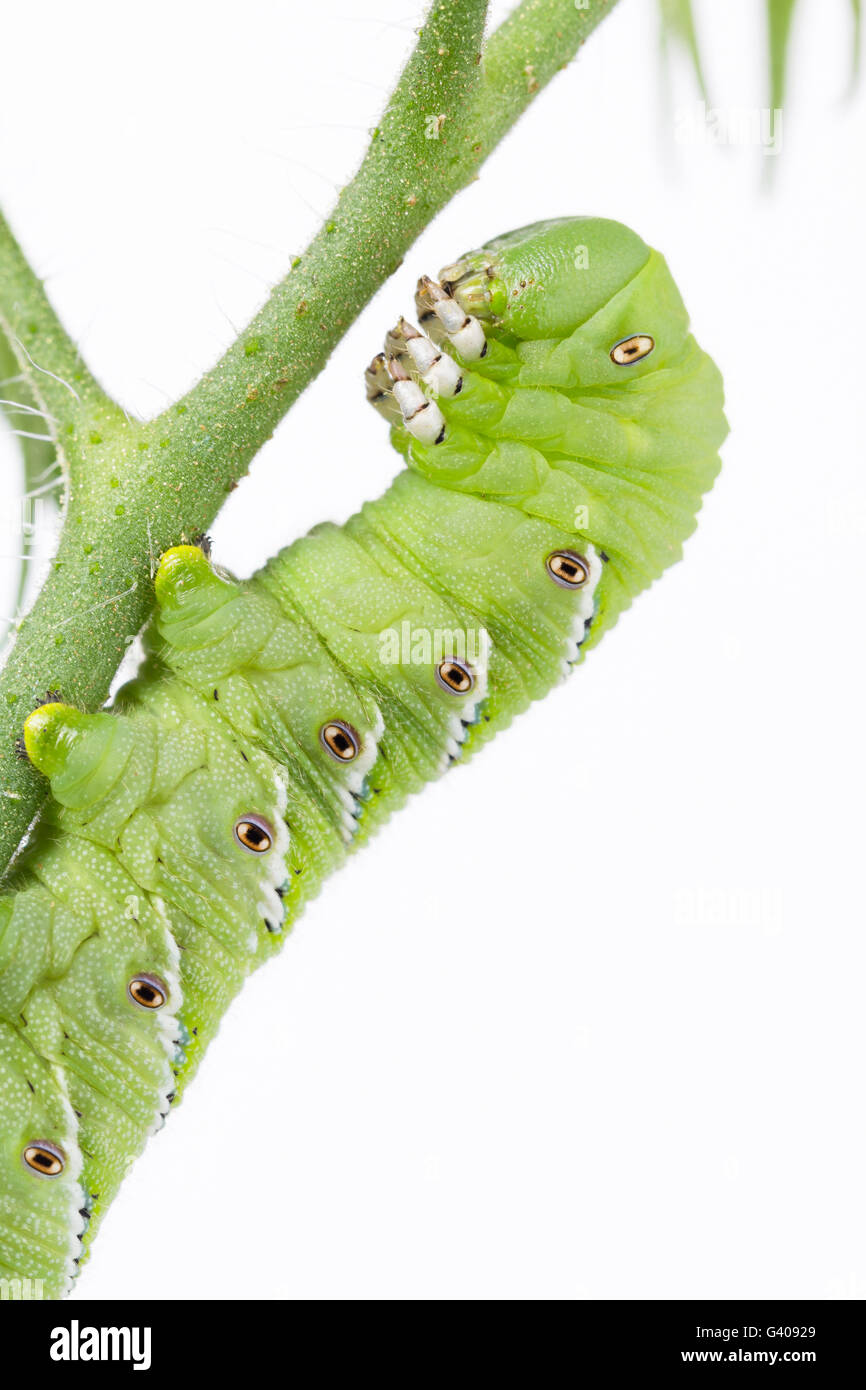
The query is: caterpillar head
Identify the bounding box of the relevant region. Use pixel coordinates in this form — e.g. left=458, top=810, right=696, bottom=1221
left=439, top=216, right=652, bottom=339
left=365, top=216, right=728, bottom=638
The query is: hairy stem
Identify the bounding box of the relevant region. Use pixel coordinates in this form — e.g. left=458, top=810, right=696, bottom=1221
left=0, top=0, right=620, bottom=877
left=474, top=0, right=622, bottom=153
left=0, top=213, right=112, bottom=429
left=0, top=327, right=60, bottom=643
left=0, top=324, right=58, bottom=485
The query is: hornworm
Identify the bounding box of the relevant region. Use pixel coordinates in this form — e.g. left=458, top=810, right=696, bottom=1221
left=0, top=218, right=727, bottom=1297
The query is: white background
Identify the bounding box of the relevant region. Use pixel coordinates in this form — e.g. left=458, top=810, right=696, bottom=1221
left=1, top=0, right=864, bottom=1300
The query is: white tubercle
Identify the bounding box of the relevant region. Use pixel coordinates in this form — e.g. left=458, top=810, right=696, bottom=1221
left=433, top=299, right=486, bottom=360
left=424, top=352, right=463, bottom=396
left=406, top=335, right=463, bottom=397
left=448, top=317, right=487, bottom=360
left=404, top=334, right=438, bottom=372
left=432, top=297, right=468, bottom=334
left=391, top=378, right=426, bottom=417
left=392, top=379, right=446, bottom=443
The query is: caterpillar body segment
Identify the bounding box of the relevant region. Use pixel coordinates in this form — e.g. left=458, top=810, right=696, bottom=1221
left=0, top=1023, right=84, bottom=1297
left=0, top=218, right=726, bottom=1295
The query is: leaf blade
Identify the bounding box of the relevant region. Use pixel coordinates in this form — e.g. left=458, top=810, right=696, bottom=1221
left=659, top=0, right=709, bottom=102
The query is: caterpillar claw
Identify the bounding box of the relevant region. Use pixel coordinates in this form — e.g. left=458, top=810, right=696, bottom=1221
left=434, top=297, right=487, bottom=361
left=414, top=275, right=446, bottom=340
left=438, top=257, right=496, bottom=319
left=190, top=532, right=213, bottom=557
left=437, top=261, right=474, bottom=290
left=413, top=276, right=487, bottom=361
left=384, top=317, right=463, bottom=399
left=364, top=353, right=400, bottom=422
left=386, top=357, right=446, bottom=444
left=406, top=332, right=463, bottom=399
left=383, top=317, right=420, bottom=363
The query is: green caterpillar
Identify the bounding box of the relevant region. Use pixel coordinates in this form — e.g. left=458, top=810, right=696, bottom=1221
left=0, top=217, right=727, bottom=1299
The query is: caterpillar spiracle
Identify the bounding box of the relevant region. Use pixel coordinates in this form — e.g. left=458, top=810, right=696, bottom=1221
left=0, top=218, right=727, bottom=1298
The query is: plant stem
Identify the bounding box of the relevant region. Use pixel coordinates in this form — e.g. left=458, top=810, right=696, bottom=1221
left=0, top=328, right=60, bottom=645
left=474, top=0, right=622, bottom=154
left=0, top=324, right=58, bottom=485
left=0, top=0, right=620, bottom=878
left=0, top=213, right=112, bottom=427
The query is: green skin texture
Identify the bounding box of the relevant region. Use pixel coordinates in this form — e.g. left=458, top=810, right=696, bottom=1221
left=0, top=218, right=727, bottom=1299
